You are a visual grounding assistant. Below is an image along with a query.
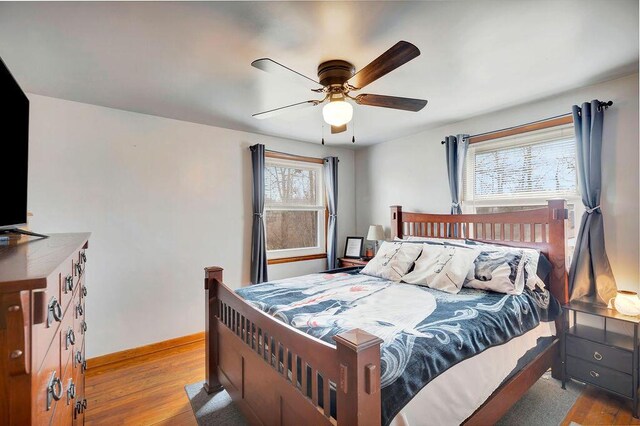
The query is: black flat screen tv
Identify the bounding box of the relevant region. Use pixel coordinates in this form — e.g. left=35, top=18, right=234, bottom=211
left=0, top=56, right=29, bottom=230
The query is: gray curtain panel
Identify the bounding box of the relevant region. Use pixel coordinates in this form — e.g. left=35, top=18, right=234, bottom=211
left=569, top=100, right=617, bottom=305
left=324, top=157, right=339, bottom=269
left=445, top=134, right=469, bottom=237
left=445, top=134, right=469, bottom=214
left=250, top=144, right=268, bottom=284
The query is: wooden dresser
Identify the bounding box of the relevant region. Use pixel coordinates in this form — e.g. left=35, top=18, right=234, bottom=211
left=0, top=233, right=90, bottom=425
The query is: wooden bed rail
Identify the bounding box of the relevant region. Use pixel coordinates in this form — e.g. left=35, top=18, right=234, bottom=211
left=204, top=267, right=383, bottom=425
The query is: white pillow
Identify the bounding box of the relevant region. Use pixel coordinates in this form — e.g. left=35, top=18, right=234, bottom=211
left=464, top=246, right=527, bottom=295
left=360, top=242, right=423, bottom=282
left=402, top=244, right=479, bottom=294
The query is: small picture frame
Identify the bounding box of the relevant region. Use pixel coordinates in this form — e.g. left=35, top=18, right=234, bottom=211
left=344, top=236, right=364, bottom=259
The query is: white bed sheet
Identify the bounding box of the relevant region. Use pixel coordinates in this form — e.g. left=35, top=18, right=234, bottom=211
left=389, top=321, right=556, bottom=426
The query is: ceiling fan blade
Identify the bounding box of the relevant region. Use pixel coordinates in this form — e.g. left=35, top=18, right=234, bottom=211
left=348, top=41, right=420, bottom=90
left=331, top=124, right=347, bottom=134
left=252, top=100, right=319, bottom=120
left=355, top=94, right=428, bottom=112
left=252, top=58, right=323, bottom=90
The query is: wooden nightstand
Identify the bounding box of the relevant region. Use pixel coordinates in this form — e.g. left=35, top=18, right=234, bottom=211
left=338, top=257, right=370, bottom=268
left=562, top=300, right=640, bottom=418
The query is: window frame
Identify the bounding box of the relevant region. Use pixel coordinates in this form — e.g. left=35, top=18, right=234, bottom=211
left=264, top=152, right=328, bottom=264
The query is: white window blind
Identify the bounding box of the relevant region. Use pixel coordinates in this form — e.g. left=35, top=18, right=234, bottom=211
left=464, top=124, right=578, bottom=203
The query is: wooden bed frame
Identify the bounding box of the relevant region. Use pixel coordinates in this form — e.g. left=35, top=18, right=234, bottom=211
left=204, top=199, right=568, bottom=425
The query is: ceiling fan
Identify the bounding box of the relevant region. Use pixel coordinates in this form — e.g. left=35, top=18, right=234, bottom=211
left=251, top=41, right=428, bottom=134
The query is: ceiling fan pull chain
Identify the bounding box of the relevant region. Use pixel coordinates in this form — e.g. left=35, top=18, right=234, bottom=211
left=352, top=111, right=356, bottom=143
left=321, top=123, right=325, bottom=145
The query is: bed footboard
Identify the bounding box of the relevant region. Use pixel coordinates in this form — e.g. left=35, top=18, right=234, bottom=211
left=204, top=267, right=383, bottom=426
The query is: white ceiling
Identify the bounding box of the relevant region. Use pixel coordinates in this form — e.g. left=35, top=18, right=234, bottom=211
left=0, top=1, right=637, bottom=147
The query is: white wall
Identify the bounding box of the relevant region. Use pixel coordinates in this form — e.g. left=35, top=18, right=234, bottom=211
left=26, top=94, right=356, bottom=357
left=355, top=73, right=639, bottom=291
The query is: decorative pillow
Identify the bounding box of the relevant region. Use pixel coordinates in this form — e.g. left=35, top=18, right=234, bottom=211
left=360, top=242, right=423, bottom=282
left=464, top=240, right=542, bottom=290
left=464, top=246, right=528, bottom=295
left=402, top=244, right=480, bottom=294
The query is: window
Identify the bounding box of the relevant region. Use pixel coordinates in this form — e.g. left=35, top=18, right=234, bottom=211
left=463, top=124, right=583, bottom=242
left=265, top=154, right=326, bottom=262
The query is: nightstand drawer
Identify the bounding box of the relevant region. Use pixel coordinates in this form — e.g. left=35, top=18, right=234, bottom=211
left=567, top=355, right=633, bottom=397
left=566, top=334, right=632, bottom=374
left=338, top=258, right=370, bottom=268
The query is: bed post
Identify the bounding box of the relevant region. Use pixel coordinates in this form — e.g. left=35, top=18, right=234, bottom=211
left=390, top=205, right=403, bottom=240
left=204, top=266, right=224, bottom=394
left=334, top=329, right=383, bottom=426
left=547, top=199, right=568, bottom=305
left=547, top=199, right=568, bottom=380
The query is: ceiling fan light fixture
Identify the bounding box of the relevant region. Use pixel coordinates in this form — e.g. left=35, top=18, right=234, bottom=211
left=322, top=96, right=353, bottom=127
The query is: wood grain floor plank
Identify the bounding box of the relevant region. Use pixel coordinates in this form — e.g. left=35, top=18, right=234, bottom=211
left=150, top=410, right=198, bottom=426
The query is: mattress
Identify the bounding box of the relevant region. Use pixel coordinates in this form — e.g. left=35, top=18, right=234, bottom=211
left=390, top=321, right=556, bottom=426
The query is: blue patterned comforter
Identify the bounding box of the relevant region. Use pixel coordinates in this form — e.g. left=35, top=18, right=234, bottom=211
left=235, top=271, right=561, bottom=425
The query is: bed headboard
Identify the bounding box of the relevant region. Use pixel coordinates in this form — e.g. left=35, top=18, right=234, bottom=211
left=390, top=199, right=568, bottom=304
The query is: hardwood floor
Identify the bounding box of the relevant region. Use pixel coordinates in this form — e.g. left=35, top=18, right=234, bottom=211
left=562, top=385, right=640, bottom=426
left=85, top=340, right=204, bottom=425
left=86, top=339, right=639, bottom=425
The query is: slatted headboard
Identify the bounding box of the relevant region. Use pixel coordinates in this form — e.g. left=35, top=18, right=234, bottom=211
left=390, top=199, right=569, bottom=304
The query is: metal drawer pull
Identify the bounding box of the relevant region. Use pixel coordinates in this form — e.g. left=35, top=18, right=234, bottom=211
left=81, top=251, right=87, bottom=263
left=75, top=350, right=83, bottom=366
left=46, top=371, right=63, bottom=410
left=82, top=360, right=88, bottom=373
left=74, top=397, right=88, bottom=418
left=589, top=370, right=600, bottom=378
left=76, top=303, right=84, bottom=317
left=81, top=320, right=87, bottom=334
left=66, top=328, right=76, bottom=348
left=76, top=263, right=83, bottom=275
left=82, top=286, right=88, bottom=297
left=74, top=401, right=83, bottom=418
left=593, top=351, right=603, bottom=361
left=47, top=297, right=63, bottom=326
left=67, top=380, right=76, bottom=402
left=64, top=275, right=74, bottom=293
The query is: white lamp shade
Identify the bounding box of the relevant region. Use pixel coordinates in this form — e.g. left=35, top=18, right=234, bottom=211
left=322, top=101, right=353, bottom=126
left=367, top=225, right=385, bottom=241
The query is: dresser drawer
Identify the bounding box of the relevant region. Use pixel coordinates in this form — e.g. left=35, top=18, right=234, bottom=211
left=73, top=340, right=87, bottom=381
left=32, top=290, right=64, bottom=372
left=60, top=308, right=77, bottom=378
left=34, top=337, right=62, bottom=425
left=566, top=334, right=632, bottom=374
left=63, top=249, right=85, bottom=310
left=52, top=362, right=77, bottom=426
left=567, top=355, right=633, bottom=397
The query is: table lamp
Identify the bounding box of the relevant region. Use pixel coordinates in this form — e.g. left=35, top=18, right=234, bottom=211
left=367, top=225, right=385, bottom=255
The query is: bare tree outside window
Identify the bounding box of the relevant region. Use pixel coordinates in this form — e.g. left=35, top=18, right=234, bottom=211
left=474, top=139, right=577, bottom=198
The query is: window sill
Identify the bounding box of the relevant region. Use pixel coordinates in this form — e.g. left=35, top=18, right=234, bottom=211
left=267, top=253, right=327, bottom=265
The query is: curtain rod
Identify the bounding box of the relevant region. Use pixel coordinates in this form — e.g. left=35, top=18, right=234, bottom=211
left=250, top=147, right=336, bottom=163
left=440, top=100, right=613, bottom=144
